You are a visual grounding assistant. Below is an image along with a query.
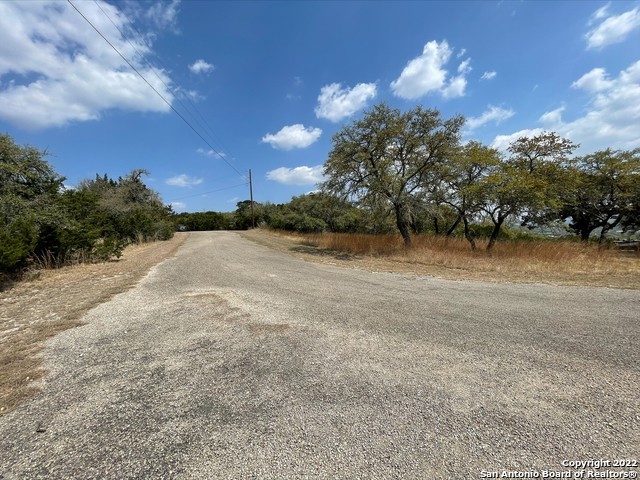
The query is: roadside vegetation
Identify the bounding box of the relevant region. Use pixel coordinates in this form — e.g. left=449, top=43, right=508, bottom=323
left=4, top=100, right=638, bottom=284
left=243, top=229, right=640, bottom=289
left=181, top=104, right=640, bottom=257
left=1, top=134, right=174, bottom=287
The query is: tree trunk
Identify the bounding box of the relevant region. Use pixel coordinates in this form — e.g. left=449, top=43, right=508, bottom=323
left=446, top=214, right=462, bottom=237
left=462, top=216, right=476, bottom=251
left=487, top=216, right=505, bottom=252
left=580, top=227, right=591, bottom=242
left=433, top=216, right=440, bottom=235
left=599, top=215, right=621, bottom=245
left=394, top=203, right=412, bottom=246
left=598, top=228, right=608, bottom=245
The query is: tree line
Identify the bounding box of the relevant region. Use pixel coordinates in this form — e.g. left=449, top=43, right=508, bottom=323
left=4, top=100, right=638, bottom=277
left=192, top=103, right=638, bottom=252
left=321, top=103, right=639, bottom=250
left=1, top=134, right=174, bottom=277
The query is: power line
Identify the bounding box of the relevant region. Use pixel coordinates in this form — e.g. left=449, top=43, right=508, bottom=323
left=169, top=182, right=249, bottom=202
left=67, top=0, right=245, bottom=179
left=126, top=21, right=234, bottom=163
left=91, top=0, right=235, bottom=167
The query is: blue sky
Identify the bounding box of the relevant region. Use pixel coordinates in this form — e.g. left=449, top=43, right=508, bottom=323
left=1, top=1, right=639, bottom=212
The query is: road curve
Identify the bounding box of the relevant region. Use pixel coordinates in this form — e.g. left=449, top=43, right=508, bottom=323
left=1, top=231, right=638, bottom=479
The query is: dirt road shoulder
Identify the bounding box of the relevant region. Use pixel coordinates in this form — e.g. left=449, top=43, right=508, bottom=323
left=0, top=233, right=189, bottom=416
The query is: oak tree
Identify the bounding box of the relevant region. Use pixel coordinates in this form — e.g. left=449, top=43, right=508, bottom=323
left=322, top=103, right=463, bottom=246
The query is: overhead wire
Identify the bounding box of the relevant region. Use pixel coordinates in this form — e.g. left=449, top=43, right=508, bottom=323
left=168, top=182, right=249, bottom=202
left=67, top=0, right=246, bottom=180
left=91, top=0, right=235, bottom=169
left=121, top=13, right=234, bottom=163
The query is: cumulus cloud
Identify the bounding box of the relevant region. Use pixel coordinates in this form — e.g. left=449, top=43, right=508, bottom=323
left=315, top=82, right=377, bottom=122
left=553, top=60, right=640, bottom=151
left=166, top=174, right=204, bottom=187
left=261, top=124, right=322, bottom=150
left=189, top=59, right=214, bottom=74
left=493, top=60, right=640, bottom=152
left=481, top=71, right=497, bottom=81
left=585, top=5, right=640, bottom=49
left=170, top=201, right=186, bottom=211
left=441, top=75, right=467, bottom=99
left=390, top=40, right=470, bottom=100
left=0, top=1, right=174, bottom=130
left=266, top=165, right=325, bottom=185
left=465, top=105, right=515, bottom=131
left=538, top=106, right=565, bottom=128
left=491, top=129, right=545, bottom=151
left=571, top=67, right=613, bottom=92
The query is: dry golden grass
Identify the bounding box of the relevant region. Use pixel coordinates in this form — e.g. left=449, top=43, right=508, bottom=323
left=243, top=229, right=640, bottom=289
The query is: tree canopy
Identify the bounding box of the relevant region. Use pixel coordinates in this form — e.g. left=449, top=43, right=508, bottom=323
left=0, top=134, right=173, bottom=278
left=322, top=103, right=463, bottom=245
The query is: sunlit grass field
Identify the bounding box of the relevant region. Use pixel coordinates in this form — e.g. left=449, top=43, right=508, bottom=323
left=270, top=231, right=640, bottom=283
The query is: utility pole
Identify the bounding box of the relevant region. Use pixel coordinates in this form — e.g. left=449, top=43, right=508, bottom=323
left=249, top=169, right=255, bottom=229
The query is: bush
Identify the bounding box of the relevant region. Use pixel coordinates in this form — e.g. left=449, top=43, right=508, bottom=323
left=0, top=216, right=38, bottom=273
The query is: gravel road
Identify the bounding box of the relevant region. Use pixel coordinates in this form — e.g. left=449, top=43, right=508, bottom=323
left=1, top=231, right=638, bottom=479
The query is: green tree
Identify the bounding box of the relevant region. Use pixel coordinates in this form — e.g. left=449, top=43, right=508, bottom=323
left=0, top=134, right=67, bottom=272
left=233, top=200, right=257, bottom=230
left=173, top=211, right=229, bottom=231
left=80, top=170, right=173, bottom=242
left=481, top=132, right=578, bottom=251
left=275, top=193, right=368, bottom=233
left=322, top=103, right=463, bottom=245
left=559, top=149, right=640, bottom=242
left=433, top=141, right=500, bottom=250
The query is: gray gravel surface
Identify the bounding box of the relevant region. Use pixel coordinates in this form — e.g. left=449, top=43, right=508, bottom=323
left=1, top=231, right=638, bottom=479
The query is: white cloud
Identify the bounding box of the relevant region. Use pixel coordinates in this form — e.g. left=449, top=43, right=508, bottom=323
left=261, top=124, right=322, bottom=150
left=457, top=48, right=467, bottom=59
left=458, top=59, right=472, bottom=75
left=166, top=174, right=203, bottom=187
left=146, top=0, right=181, bottom=32
left=552, top=60, right=640, bottom=151
left=589, top=3, right=610, bottom=25
left=0, top=1, right=174, bottom=130
left=538, top=106, right=565, bottom=128
left=571, top=67, right=613, bottom=92
left=266, top=165, right=325, bottom=185
left=390, top=40, right=470, bottom=100
left=315, top=82, right=377, bottom=122
left=465, top=105, right=515, bottom=131
left=196, top=148, right=226, bottom=158
left=170, top=201, right=186, bottom=211
left=585, top=6, right=640, bottom=49
left=491, top=129, right=545, bottom=151
left=174, top=86, right=202, bottom=101
left=189, top=59, right=214, bottom=74
left=493, top=60, right=640, bottom=152
left=481, top=71, right=497, bottom=81
left=441, top=75, right=467, bottom=99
